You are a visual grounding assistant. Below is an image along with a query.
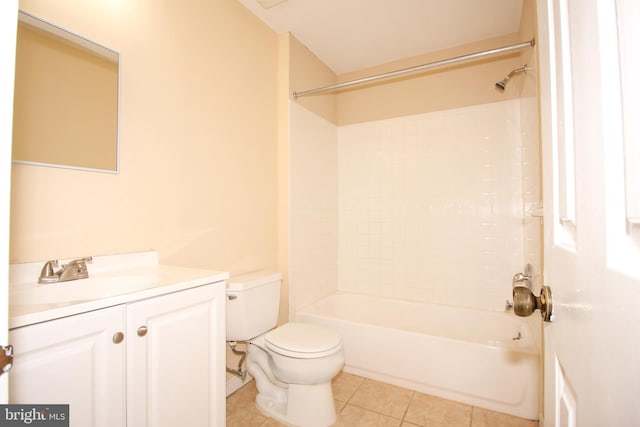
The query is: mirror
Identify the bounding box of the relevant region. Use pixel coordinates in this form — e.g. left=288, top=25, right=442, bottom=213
left=12, top=11, right=119, bottom=173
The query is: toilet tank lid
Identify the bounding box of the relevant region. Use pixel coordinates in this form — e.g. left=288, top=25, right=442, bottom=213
left=227, top=271, right=282, bottom=291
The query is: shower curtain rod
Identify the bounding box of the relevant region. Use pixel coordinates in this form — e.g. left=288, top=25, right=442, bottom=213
left=293, top=39, right=535, bottom=98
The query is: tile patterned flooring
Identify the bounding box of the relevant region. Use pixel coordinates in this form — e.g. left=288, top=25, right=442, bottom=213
left=227, top=371, right=539, bottom=427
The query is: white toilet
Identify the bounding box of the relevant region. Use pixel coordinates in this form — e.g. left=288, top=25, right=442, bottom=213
left=226, top=271, right=344, bottom=427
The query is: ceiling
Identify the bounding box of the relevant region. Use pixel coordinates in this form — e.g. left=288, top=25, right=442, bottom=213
left=236, top=0, right=524, bottom=74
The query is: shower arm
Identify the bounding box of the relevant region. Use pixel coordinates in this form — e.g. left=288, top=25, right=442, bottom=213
left=293, top=39, right=535, bottom=98
left=506, top=64, right=534, bottom=79
left=495, top=64, right=534, bottom=91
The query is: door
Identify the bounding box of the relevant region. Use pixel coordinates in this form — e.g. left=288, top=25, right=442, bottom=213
left=538, top=0, right=640, bottom=425
left=126, top=284, right=226, bottom=427
left=9, top=306, right=126, bottom=426
left=0, top=0, right=19, bottom=404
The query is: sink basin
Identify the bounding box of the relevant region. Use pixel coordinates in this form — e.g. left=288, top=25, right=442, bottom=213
left=10, top=275, right=156, bottom=306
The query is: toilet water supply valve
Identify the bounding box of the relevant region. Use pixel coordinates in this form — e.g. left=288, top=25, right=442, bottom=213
left=511, top=269, right=553, bottom=322
left=226, top=341, right=248, bottom=380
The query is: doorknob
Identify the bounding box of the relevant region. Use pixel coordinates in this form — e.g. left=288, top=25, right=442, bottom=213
left=513, top=285, right=553, bottom=322
left=0, top=345, right=14, bottom=376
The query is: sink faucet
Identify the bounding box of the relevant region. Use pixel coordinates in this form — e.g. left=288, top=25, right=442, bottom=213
left=38, top=257, right=92, bottom=284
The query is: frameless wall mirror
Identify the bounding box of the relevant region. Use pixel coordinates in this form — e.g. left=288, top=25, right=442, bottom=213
left=12, top=11, right=119, bottom=173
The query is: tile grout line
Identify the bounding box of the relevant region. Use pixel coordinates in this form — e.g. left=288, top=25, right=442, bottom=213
left=333, top=374, right=363, bottom=418
left=339, top=377, right=377, bottom=419
left=400, top=390, right=416, bottom=424
left=339, top=378, right=415, bottom=424
left=341, top=376, right=361, bottom=416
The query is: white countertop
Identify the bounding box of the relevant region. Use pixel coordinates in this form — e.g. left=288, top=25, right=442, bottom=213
left=9, top=251, right=229, bottom=329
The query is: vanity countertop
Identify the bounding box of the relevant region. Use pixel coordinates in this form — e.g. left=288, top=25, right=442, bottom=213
left=9, top=251, right=229, bottom=329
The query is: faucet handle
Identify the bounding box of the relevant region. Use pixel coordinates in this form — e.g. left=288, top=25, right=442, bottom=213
left=512, top=272, right=532, bottom=289
left=66, top=256, right=92, bottom=272
left=38, top=260, right=60, bottom=284
left=58, top=256, right=92, bottom=282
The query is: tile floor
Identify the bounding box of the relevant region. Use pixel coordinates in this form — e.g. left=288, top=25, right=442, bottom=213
left=226, top=371, right=539, bottom=427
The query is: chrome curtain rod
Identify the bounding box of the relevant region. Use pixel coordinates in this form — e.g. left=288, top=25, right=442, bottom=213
left=293, top=39, right=535, bottom=98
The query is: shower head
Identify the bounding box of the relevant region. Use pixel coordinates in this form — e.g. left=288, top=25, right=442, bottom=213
left=495, top=78, right=509, bottom=91
left=495, top=64, right=533, bottom=91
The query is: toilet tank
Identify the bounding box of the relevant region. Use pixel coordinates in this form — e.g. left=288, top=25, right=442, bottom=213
left=226, top=271, right=282, bottom=341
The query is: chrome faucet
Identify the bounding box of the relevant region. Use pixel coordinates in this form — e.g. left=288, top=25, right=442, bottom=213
left=38, top=257, right=92, bottom=284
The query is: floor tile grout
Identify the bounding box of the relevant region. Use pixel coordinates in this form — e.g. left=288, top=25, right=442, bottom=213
left=227, top=371, right=539, bottom=427
left=401, top=390, right=416, bottom=423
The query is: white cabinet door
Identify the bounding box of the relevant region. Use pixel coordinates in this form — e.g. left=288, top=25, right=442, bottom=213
left=126, top=284, right=225, bottom=427
left=9, top=305, right=126, bottom=427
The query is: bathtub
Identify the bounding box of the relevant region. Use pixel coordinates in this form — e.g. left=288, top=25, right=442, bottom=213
left=295, top=292, right=540, bottom=420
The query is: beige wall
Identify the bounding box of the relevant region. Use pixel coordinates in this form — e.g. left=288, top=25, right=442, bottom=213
left=289, top=35, right=337, bottom=125
left=520, top=0, right=538, bottom=98
left=337, top=33, right=525, bottom=125
left=10, top=0, right=279, bottom=277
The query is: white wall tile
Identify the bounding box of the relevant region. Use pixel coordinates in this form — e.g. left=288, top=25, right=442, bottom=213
left=289, top=98, right=541, bottom=314
left=337, top=100, right=525, bottom=311
left=289, top=102, right=338, bottom=313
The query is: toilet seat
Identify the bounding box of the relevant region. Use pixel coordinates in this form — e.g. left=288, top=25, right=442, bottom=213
left=264, top=323, right=342, bottom=359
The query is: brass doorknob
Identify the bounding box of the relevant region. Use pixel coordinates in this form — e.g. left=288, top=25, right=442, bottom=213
left=0, top=345, right=14, bottom=375
left=513, top=285, right=553, bottom=322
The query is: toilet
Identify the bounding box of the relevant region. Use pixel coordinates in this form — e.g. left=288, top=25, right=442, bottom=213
left=226, top=271, right=344, bottom=427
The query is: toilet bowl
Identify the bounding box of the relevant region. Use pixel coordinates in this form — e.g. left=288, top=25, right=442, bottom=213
left=248, top=323, right=344, bottom=426
left=226, top=272, right=344, bottom=427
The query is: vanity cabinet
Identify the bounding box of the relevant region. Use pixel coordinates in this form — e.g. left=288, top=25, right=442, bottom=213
left=9, top=282, right=226, bottom=427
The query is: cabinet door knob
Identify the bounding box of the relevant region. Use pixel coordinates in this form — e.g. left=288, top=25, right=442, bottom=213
left=137, top=326, right=148, bottom=337
left=112, top=332, right=125, bottom=344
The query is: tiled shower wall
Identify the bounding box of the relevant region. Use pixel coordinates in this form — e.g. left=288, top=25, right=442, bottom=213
left=289, top=99, right=535, bottom=314
left=289, top=102, right=338, bottom=315
left=337, top=100, right=524, bottom=311
left=521, top=95, right=543, bottom=286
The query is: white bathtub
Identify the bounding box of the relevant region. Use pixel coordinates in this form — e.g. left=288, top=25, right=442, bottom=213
left=295, top=292, right=540, bottom=420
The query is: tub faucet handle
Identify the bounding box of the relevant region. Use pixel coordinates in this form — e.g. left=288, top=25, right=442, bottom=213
left=512, top=272, right=531, bottom=286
